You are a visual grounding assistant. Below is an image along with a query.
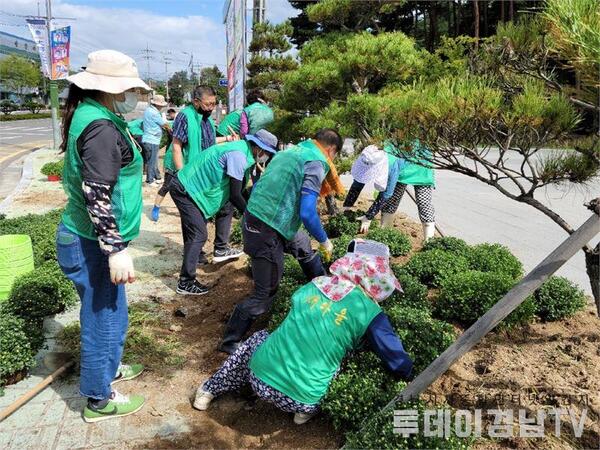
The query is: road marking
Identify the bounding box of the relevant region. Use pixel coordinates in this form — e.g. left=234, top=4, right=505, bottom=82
left=0, top=126, right=27, bottom=131
left=0, top=136, right=22, bottom=140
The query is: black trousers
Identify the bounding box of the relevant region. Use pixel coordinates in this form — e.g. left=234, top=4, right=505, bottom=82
left=170, top=177, right=234, bottom=282
left=239, top=211, right=317, bottom=319
left=157, top=171, right=175, bottom=197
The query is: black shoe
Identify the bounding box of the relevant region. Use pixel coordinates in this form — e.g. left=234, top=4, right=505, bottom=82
left=213, top=247, right=243, bottom=263
left=176, top=279, right=209, bottom=296
left=197, top=253, right=209, bottom=266
left=218, top=306, right=253, bottom=354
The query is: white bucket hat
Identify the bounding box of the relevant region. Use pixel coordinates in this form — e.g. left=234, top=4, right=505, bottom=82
left=67, top=50, right=151, bottom=94
left=150, top=94, right=168, bottom=107
left=351, top=144, right=389, bottom=192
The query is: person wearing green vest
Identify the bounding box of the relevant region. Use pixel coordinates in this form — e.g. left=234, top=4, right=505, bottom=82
left=194, top=240, right=413, bottom=424
left=56, top=50, right=148, bottom=423
left=169, top=130, right=279, bottom=295
left=345, top=140, right=436, bottom=242
left=218, top=129, right=344, bottom=355
left=216, top=89, right=274, bottom=138
left=127, top=118, right=144, bottom=149
left=150, top=109, right=177, bottom=222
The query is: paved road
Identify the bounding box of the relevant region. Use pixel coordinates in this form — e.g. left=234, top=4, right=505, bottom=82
left=0, top=118, right=53, bottom=146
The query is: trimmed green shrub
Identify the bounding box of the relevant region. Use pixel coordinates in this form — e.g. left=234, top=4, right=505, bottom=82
left=322, top=352, right=405, bottom=431
left=388, top=265, right=429, bottom=310
left=344, top=400, right=472, bottom=449
left=0, top=209, right=62, bottom=266
left=332, top=234, right=354, bottom=262
left=283, top=255, right=305, bottom=282
left=40, top=160, right=64, bottom=177
left=436, top=270, right=536, bottom=327
left=267, top=277, right=301, bottom=331
left=6, top=260, right=77, bottom=322
left=467, top=243, right=523, bottom=279
left=0, top=311, right=36, bottom=385
left=387, top=305, right=456, bottom=374
left=325, top=212, right=360, bottom=238
left=422, top=236, right=470, bottom=256
left=365, top=226, right=412, bottom=257
left=230, top=221, right=242, bottom=245
left=404, top=249, right=470, bottom=287
left=534, top=276, right=587, bottom=321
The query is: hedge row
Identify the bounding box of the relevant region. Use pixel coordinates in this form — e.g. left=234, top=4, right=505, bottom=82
left=0, top=209, right=78, bottom=386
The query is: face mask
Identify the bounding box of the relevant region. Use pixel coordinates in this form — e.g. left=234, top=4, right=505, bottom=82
left=113, top=92, right=138, bottom=114
left=257, top=153, right=269, bottom=164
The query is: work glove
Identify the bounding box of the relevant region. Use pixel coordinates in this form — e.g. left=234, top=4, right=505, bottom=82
left=357, top=215, right=372, bottom=234
left=319, top=239, right=334, bottom=263
left=108, top=248, right=135, bottom=284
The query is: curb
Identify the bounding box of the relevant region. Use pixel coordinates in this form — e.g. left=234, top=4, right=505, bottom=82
left=0, top=151, right=35, bottom=214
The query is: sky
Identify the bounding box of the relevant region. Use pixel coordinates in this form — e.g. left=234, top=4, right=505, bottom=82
left=0, top=0, right=299, bottom=80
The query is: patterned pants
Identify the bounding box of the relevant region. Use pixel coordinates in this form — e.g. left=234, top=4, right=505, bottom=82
left=366, top=183, right=435, bottom=223
left=203, top=330, right=320, bottom=415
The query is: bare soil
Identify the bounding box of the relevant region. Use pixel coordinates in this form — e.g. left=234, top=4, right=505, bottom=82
left=11, top=150, right=600, bottom=449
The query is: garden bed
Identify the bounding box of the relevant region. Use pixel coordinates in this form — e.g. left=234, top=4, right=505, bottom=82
left=0, top=148, right=597, bottom=449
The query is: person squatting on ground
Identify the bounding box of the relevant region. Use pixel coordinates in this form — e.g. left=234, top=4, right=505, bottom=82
left=216, top=88, right=274, bottom=139
left=218, top=129, right=346, bottom=354
left=151, top=108, right=177, bottom=222
left=141, top=94, right=170, bottom=186
left=344, top=140, right=436, bottom=241
left=152, top=86, right=238, bottom=226
left=169, top=129, right=279, bottom=296
left=56, top=50, right=149, bottom=422
left=195, top=240, right=414, bottom=424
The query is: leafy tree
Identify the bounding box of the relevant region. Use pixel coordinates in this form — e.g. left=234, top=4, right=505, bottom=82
left=167, top=71, right=192, bottom=106
left=247, top=21, right=298, bottom=103
left=198, top=66, right=228, bottom=106
left=0, top=55, right=41, bottom=99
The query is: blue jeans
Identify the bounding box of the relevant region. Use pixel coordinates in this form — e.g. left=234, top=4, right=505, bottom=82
left=143, top=142, right=160, bottom=183
left=56, top=223, right=128, bottom=400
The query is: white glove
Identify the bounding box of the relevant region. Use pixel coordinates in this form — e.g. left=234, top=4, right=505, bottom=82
left=319, top=239, right=334, bottom=262
left=357, top=215, right=372, bottom=234
left=108, top=248, right=135, bottom=284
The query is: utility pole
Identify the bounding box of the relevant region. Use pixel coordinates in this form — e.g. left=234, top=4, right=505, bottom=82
left=45, top=0, right=60, bottom=151
left=163, top=56, right=171, bottom=102
left=253, top=0, right=265, bottom=24
left=140, top=43, right=152, bottom=88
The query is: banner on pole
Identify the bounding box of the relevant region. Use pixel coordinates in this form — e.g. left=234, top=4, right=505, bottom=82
left=26, top=18, right=51, bottom=78
left=50, top=26, right=70, bottom=80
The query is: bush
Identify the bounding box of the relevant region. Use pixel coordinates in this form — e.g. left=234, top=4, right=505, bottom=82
left=268, top=277, right=301, bottom=331
left=0, top=209, right=62, bottom=266
left=388, top=266, right=429, bottom=310
left=322, top=352, right=405, bottom=431
left=467, top=243, right=523, bottom=279
left=0, top=311, right=36, bottom=385
left=0, top=100, right=16, bottom=115
left=436, top=270, right=536, bottom=327
left=366, top=227, right=412, bottom=257
left=0, top=112, right=52, bottom=121
left=534, top=276, right=587, bottom=321
left=230, top=221, right=242, bottom=245
left=6, top=260, right=78, bottom=322
left=404, top=249, right=470, bottom=287
left=283, top=255, right=305, bottom=282
left=331, top=234, right=354, bottom=261
left=422, top=236, right=470, bottom=256
left=40, top=160, right=64, bottom=177
left=387, top=306, right=456, bottom=374
left=344, top=400, right=472, bottom=449
left=23, top=100, right=44, bottom=114
left=325, top=212, right=360, bottom=238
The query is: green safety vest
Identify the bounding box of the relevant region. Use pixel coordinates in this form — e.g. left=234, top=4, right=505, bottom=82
left=246, top=139, right=329, bottom=241
left=216, top=102, right=274, bottom=136
left=177, top=140, right=255, bottom=219
left=163, top=105, right=216, bottom=172
left=250, top=282, right=381, bottom=405
left=127, top=118, right=143, bottom=137
left=384, top=141, right=435, bottom=186
left=62, top=98, right=143, bottom=242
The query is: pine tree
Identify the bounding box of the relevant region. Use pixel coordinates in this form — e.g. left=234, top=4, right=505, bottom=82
left=246, top=21, right=298, bottom=103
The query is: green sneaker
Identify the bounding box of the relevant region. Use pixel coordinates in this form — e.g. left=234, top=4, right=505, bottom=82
left=112, top=363, right=144, bottom=384
left=83, top=391, right=145, bottom=423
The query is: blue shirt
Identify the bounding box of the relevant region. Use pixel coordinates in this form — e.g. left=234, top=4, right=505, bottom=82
left=142, top=105, right=166, bottom=145
left=218, top=151, right=248, bottom=181
left=172, top=113, right=216, bottom=151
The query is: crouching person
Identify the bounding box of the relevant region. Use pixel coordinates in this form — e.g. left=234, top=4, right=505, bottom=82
left=195, top=240, right=414, bottom=424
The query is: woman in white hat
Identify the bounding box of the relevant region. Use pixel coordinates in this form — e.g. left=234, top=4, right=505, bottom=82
left=56, top=50, right=149, bottom=422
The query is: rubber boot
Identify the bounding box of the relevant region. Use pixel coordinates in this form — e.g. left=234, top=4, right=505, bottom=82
left=218, top=306, right=253, bottom=355
left=422, top=222, right=435, bottom=242
left=381, top=212, right=395, bottom=228
left=300, top=253, right=327, bottom=280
